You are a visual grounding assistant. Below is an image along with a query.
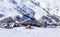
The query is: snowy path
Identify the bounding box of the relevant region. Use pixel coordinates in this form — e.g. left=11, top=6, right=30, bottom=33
left=0, top=27, right=60, bottom=37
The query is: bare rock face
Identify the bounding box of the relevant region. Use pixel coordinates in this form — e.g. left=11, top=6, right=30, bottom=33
left=40, top=15, right=60, bottom=27
left=20, top=17, right=46, bottom=28
left=0, top=16, right=46, bottom=28
left=0, top=15, right=60, bottom=28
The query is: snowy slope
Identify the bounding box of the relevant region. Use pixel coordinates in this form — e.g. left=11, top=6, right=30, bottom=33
left=0, top=0, right=60, bottom=20
left=0, top=0, right=60, bottom=37
left=0, top=27, right=60, bottom=37
left=0, top=0, right=60, bottom=21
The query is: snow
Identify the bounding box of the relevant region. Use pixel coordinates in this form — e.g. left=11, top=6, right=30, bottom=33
left=0, top=27, right=60, bottom=37
left=0, top=0, right=60, bottom=21
left=0, top=0, right=60, bottom=37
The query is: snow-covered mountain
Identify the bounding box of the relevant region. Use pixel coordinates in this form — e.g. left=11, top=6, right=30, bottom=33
left=0, top=0, right=60, bottom=28
left=0, top=0, right=60, bottom=37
